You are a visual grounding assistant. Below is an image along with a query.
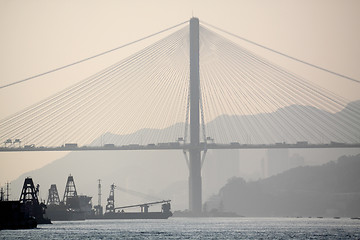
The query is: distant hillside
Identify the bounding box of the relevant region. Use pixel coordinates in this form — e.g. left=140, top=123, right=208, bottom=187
left=90, top=100, right=360, bottom=146
left=205, top=100, right=360, bottom=144
left=208, top=154, right=360, bottom=217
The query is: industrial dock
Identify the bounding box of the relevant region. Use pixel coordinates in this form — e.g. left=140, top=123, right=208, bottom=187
left=1, top=174, right=172, bottom=229
left=46, top=175, right=172, bottom=220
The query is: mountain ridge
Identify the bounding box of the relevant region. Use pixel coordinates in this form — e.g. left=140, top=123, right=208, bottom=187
left=90, top=100, right=360, bottom=146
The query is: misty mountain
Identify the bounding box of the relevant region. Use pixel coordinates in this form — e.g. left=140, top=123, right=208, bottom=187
left=91, top=100, right=360, bottom=146
left=205, top=100, right=360, bottom=144
left=208, top=154, right=360, bottom=217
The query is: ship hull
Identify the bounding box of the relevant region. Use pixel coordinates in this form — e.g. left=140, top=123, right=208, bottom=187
left=89, top=211, right=172, bottom=220
left=0, top=201, right=38, bottom=230
left=46, top=205, right=86, bottom=221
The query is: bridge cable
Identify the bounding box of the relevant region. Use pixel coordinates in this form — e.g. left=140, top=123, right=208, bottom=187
left=199, top=24, right=359, bottom=144
left=2, top=29, right=186, bottom=145
left=0, top=25, right=190, bottom=146
left=0, top=20, right=189, bottom=90
left=201, top=21, right=360, bottom=84
left=212, top=25, right=358, bottom=142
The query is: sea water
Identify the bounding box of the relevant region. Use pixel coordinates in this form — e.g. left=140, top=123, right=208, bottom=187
left=1, top=217, right=360, bottom=239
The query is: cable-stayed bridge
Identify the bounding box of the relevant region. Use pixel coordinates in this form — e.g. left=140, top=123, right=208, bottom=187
left=1, top=18, right=359, bottom=213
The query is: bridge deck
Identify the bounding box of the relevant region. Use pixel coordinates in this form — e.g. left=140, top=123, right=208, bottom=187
left=1, top=143, right=359, bottom=152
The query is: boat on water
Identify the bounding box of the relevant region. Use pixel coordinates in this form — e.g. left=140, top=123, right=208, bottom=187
left=0, top=201, right=37, bottom=230
left=46, top=177, right=172, bottom=221
left=46, top=176, right=92, bottom=221
left=102, top=211, right=172, bottom=219
left=89, top=183, right=173, bottom=220
left=0, top=177, right=51, bottom=230
left=46, top=203, right=86, bottom=221
left=96, top=200, right=173, bottom=219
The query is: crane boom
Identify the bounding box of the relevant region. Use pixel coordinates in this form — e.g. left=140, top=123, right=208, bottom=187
left=114, top=200, right=171, bottom=210
left=115, top=186, right=161, bottom=202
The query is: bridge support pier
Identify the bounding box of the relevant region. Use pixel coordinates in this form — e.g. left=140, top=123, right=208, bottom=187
left=189, top=17, right=202, bottom=214
left=189, top=148, right=202, bottom=213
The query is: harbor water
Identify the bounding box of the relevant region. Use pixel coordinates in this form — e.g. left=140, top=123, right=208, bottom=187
left=1, top=217, right=360, bottom=239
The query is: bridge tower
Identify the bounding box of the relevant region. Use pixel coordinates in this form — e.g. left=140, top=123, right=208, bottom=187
left=189, top=17, right=202, bottom=214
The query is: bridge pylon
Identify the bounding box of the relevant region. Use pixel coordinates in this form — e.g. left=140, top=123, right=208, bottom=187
left=189, top=17, right=202, bottom=214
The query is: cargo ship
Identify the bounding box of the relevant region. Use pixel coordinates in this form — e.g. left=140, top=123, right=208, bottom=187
left=46, top=176, right=172, bottom=220
left=46, top=175, right=92, bottom=221
left=89, top=183, right=172, bottom=219
left=101, top=200, right=172, bottom=219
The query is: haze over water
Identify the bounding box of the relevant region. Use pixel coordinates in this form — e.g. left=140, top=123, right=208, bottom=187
left=1, top=218, right=360, bottom=239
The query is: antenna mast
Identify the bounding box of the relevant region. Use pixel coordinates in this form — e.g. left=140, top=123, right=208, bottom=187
left=98, top=179, right=102, bottom=207
left=6, top=182, right=10, bottom=201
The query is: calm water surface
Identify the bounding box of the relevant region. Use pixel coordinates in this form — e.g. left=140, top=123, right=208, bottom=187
left=1, top=217, right=360, bottom=239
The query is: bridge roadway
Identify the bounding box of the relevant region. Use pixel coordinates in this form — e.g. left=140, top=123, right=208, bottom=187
left=1, top=142, right=359, bottom=152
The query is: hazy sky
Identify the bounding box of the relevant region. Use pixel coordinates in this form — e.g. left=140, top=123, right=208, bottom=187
left=1, top=0, right=360, bottom=184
